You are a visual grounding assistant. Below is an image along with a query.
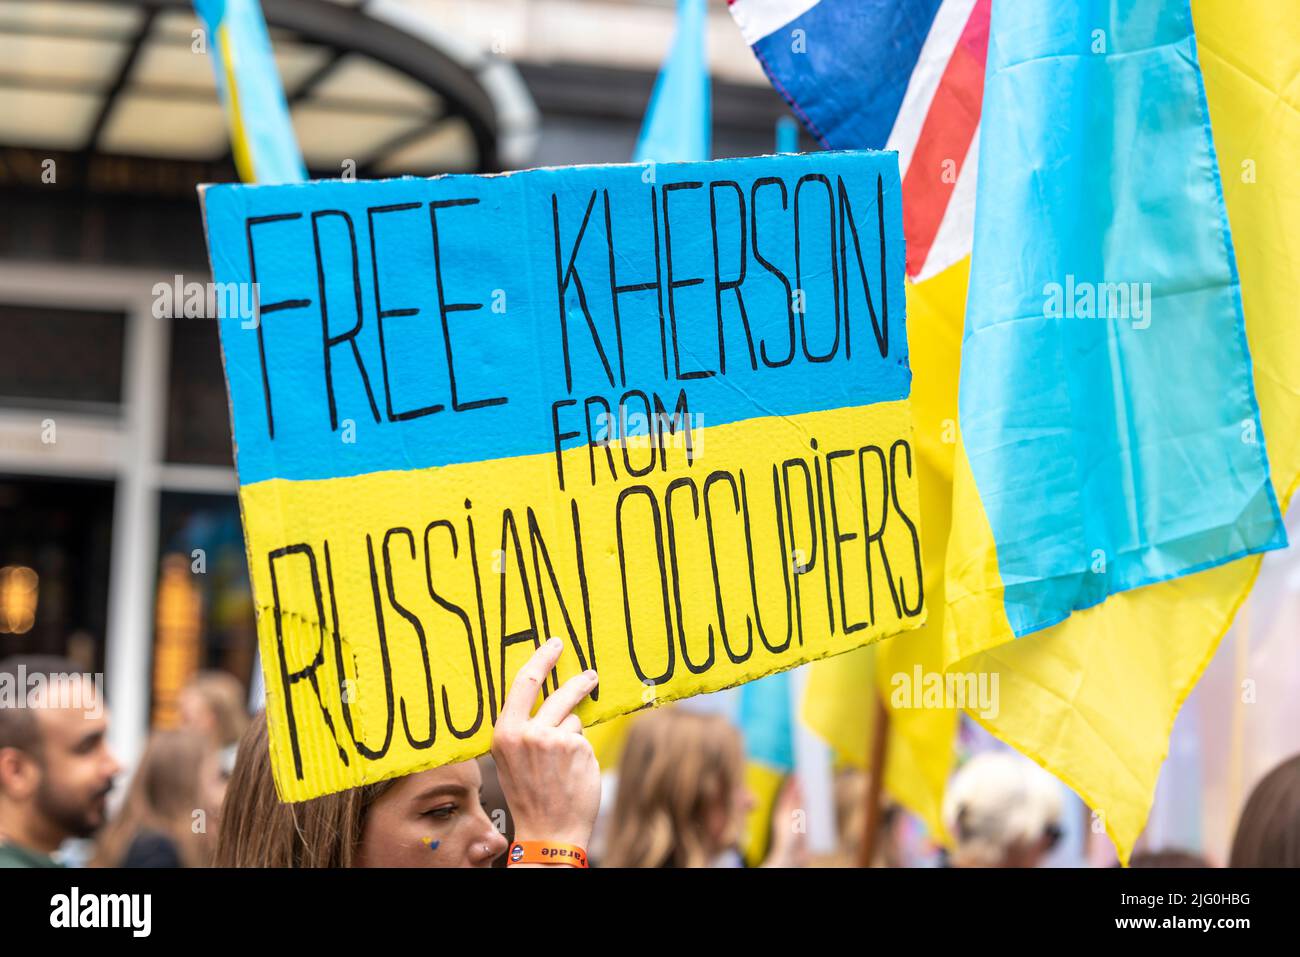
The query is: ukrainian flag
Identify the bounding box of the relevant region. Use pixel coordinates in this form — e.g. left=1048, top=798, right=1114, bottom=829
left=940, top=0, right=1293, bottom=862
left=194, top=0, right=305, bottom=185
left=732, top=0, right=1299, bottom=864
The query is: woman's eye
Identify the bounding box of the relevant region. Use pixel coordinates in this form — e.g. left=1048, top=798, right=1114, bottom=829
left=424, top=804, right=456, bottom=819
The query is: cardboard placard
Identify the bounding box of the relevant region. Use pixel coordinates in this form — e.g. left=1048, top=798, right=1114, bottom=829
left=199, top=150, right=925, bottom=801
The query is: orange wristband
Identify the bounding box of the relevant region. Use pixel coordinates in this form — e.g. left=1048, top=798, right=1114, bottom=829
left=507, top=841, right=589, bottom=868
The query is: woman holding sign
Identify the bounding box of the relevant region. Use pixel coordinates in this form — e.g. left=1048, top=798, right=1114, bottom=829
left=215, top=639, right=600, bottom=868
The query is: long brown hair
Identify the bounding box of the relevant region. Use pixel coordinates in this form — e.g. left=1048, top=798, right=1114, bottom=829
left=213, top=711, right=393, bottom=867
left=93, top=729, right=213, bottom=868
left=602, top=708, right=745, bottom=868
left=1230, top=754, right=1300, bottom=867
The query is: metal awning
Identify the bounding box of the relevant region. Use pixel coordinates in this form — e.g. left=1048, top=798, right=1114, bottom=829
left=0, top=0, right=538, bottom=175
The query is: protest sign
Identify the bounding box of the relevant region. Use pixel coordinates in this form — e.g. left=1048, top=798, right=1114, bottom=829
left=199, top=150, right=925, bottom=800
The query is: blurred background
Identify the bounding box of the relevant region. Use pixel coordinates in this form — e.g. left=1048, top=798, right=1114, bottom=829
left=0, top=0, right=806, bottom=770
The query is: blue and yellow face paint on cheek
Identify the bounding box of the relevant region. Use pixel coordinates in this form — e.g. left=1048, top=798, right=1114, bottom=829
left=200, top=151, right=927, bottom=802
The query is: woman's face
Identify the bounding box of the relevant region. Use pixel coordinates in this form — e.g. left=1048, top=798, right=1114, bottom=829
left=177, top=689, right=216, bottom=741
left=198, top=749, right=228, bottom=828
left=356, top=759, right=508, bottom=867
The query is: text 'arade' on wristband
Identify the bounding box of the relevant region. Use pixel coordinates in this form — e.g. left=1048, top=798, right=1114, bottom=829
left=507, top=841, right=589, bottom=868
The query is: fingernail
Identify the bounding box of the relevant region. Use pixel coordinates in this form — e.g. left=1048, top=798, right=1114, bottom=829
left=547, top=637, right=562, bottom=649
left=584, top=670, right=598, bottom=683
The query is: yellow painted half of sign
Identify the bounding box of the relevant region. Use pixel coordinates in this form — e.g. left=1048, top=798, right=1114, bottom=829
left=242, top=400, right=926, bottom=801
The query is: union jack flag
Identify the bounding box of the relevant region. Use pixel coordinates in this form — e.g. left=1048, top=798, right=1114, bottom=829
left=728, top=0, right=990, bottom=280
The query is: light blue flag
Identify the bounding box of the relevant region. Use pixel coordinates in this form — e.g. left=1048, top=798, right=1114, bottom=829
left=733, top=114, right=812, bottom=777
left=774, top=115, right=799, bottom=154
left=633, top=0, right=711, bottom=163
left=632, top=0, right=790, bottom=773
left=739, top=672, right=795, bottom=772
left=194, top=0, right=303, bottom=713
left=958, top=0, right=1286, bottom=638
left=194, top=0, right=306, bottom=184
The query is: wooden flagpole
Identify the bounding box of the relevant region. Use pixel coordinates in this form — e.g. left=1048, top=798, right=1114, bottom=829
left=859, top=690, right=891, bottom=867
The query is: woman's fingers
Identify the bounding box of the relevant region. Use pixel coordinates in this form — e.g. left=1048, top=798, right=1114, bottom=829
left=497, top=638, right=597, bottom=732
left=498, top=638, right=564, bottom=727
left=534, top=668, right=598, bottom=727
left=490, top=646, right=602, bottom=851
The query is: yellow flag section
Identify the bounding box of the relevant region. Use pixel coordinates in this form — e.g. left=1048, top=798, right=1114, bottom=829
left=802, top=257, right=967, bottom=842
left=1197, top=0, right=1300, bottom=517
left=936, top=2, right=1300, bottom=864
left=246, top=402, right=925, bottom=801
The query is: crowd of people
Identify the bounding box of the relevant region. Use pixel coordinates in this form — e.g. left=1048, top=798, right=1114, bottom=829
left=0, top=645, right=1297, bottom=869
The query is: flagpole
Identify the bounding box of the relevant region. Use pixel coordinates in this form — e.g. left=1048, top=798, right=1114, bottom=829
left=859, top=689, right=890, bottom=867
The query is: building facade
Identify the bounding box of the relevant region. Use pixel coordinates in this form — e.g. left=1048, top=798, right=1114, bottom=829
left=0, top=0, right=799, bottom=767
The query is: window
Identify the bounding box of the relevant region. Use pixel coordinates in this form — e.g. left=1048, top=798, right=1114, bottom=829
left=164, top=317, right=235, bottom=466
left=0, top=303, right=125, bottom=410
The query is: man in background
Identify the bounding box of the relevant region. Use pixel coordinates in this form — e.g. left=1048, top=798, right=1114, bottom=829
left=0, top=655, right=120, bottom=867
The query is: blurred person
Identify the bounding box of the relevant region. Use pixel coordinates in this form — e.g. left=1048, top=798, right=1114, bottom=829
left=92, top=729, right=222, bottom=867
left=601, top=707, right=804, bottom=867
left=0, top=655, right=120, bottom=868
left=1229, top=753, right=1300, bottom=867
left=215, top=637, right=599, bottom=868
left=808, top=768, right=905, bottom=867
left=833, top=768, right=868, bottom=863
left=178, top=671, right=245, bottom=827
left=940, top=751, right=1063, bottom=868
left=178, top=670, right=249, bottom=750
left=765, top=774, right=808, bottom=867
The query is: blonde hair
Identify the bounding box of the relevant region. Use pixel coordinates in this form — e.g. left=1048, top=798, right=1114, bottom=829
left=602, top=708, right=745, bottom=868
left=184, top=671, right=249, bottom=749
left=941, top=751, right=1062, bottom=867
left=213, top=711, right=393, bottom=867
left=93, top=729, right=214, bottom=868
